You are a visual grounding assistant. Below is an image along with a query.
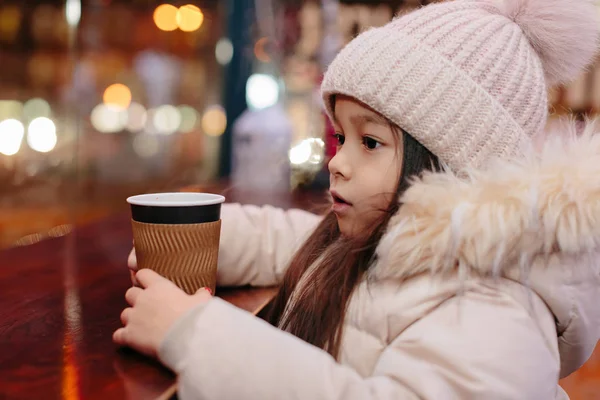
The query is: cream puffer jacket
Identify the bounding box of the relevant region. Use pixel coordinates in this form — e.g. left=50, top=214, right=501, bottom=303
left=157, top=127, right=600, bottom=400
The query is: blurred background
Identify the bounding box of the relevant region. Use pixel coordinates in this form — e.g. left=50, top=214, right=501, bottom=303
left=1, top=0, right=597, bottom=248
left=0, top=1, right=598, bottom=396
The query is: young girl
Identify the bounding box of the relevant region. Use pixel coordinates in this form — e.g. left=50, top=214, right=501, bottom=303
left=116, top=0, right=600, bottom=398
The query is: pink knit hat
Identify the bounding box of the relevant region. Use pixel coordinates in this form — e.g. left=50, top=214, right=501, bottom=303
left=322, top=0, right=600, bottom=172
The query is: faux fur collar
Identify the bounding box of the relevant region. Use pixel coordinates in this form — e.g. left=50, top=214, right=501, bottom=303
left=373, top=120, right=600, bottom=281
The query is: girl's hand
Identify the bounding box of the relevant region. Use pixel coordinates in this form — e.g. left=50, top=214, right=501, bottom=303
left=113, top=269, right=212, bottom=358
left=127, top=246, right=138, bottom=286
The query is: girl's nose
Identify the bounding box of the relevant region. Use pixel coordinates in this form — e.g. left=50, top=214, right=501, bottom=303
left=328, top=149, right=351, bottom=180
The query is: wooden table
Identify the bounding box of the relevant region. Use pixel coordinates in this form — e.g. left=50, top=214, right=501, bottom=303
left=0, top=187, right=326, bottom=400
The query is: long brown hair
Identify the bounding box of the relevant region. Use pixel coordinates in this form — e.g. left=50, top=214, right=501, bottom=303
left=267, top=129, right=440, bottom=359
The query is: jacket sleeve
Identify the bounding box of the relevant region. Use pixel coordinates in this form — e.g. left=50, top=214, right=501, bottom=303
left=216, top=203, right=322, bottom=287
left=157, top=289, right=560, bottom=400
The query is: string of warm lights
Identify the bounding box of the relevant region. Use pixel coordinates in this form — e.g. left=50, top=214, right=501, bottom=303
left=153, top=4, right=204, bottom=33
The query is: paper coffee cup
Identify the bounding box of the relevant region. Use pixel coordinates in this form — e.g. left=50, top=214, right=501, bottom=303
left=127, top=192, right=226, bottom=295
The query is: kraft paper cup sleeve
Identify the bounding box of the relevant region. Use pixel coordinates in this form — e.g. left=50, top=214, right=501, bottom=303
left=131, top=219, right=221, bottom=295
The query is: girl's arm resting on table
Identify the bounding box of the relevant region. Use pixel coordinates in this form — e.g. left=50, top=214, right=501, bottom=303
left=128, top=203, right=322, bottom=287
left=157, top=290, right=558, bottom=400
left=215, top=203, right=322, bottom=287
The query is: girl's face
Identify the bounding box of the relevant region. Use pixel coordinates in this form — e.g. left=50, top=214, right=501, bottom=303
left=328, top=96, right=403, bottom=238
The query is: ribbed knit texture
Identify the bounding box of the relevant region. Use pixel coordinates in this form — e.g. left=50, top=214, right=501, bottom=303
left=321, top=0, right=598, bottom=172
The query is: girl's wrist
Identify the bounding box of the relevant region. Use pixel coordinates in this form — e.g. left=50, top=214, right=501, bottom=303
left=158, top=298, right=212, bottom=372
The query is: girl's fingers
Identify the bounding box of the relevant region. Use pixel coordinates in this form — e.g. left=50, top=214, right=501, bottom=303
left=113, top=328, right=127, bottom=345
left=125, top=286, right=143, bottom=306
left=120, top=307, right=132, bottom=325
left=127, top=247, right=137, bottom=270
left=135, top=269, right=166, bottom=288
left=130, top=270, right=139, bottom=287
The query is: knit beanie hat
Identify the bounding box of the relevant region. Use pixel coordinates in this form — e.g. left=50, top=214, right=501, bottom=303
left=322, top=0, right=600, bottom=172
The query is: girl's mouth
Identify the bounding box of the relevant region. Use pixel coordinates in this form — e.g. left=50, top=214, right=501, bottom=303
left=330, top=191, right=352, bottom=205
left=331, top=191, right=352, bottom=214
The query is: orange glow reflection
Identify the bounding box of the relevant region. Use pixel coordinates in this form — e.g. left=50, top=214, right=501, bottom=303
left=62, top=329, right=81, bottom=400
left=61, top=233, right=82, bottom=400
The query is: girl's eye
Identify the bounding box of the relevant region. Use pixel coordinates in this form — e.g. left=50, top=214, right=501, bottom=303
left=333, top=133, right=345, bottom=146
left=363, top=136, right=381, bottom=150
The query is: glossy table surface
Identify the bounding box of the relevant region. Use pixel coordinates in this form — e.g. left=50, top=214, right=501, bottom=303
left=0, top=186, right=326, bottom=400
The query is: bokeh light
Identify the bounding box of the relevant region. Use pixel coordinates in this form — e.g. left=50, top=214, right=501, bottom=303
left=290, top=138, right=325, bottom=165
left=254, top=37, right=271, bottom=63
left=126, top=102, right=147, bottom=132
left=27, top=117, right=57, bottom=153
left=153, top=4, right=178, bottom=32
left=178, top=105, right=198, bottom=133
left=152, top=105, right=181, bottom=135
left=103, top=83, right=132, bottom=109
left=91, top=104, right=127, bottom=133
left=215, top=38, right=233, bottom=65
left=290, top=141, right=311, bottom=165
left=65, top=0, right=82, bottom=27
left=201, top=105, right=227, bottom=137
left=176, top=5, right=203, bottom=32
left=0, top=119, right=25, bottom=156
left=132, top=134, right=160, bottom=158
left=0, top=100, right=23, bottom=121
left=23, top=98, right=51, bottom=121
left=246, top=74, right=279, bottom=110
left=0, top=6, right=23, bottom=42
